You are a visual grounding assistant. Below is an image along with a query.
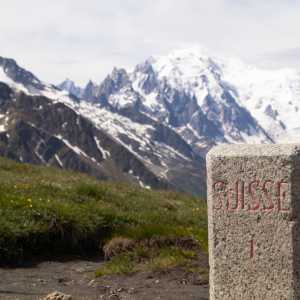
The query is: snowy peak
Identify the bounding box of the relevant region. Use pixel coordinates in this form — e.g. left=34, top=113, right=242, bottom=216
left=110, top=67, right=131, bottom=88
left=81, top=80, right=98, bottom=102
left=132, top=59, right=159, bottom=95
left=97, top=68, right=141, bottom=109
left=130, top=48, right=227, bottom=110
left=0, top=56, right=45, bottom=94
left=128, top=49, right=272, bottom=149
left=0, top=56, right=84, bottom=110
left=58, top=79, right=100, bottom=102
left=151, top=48, right=223, bottom=95
left=99, top=68, right=130, bottom=97
left=58, top=78, right=82, bottom=98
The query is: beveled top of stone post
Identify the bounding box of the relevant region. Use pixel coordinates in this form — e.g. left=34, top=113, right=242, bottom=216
left=207, top=143, right=300, bottom=158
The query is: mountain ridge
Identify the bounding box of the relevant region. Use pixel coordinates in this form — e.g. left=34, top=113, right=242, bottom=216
left=2, top=48, right=300, bottom=196
left=60, top=48, right=300, bottom=147
left=0, top=55, right=205, bottom=196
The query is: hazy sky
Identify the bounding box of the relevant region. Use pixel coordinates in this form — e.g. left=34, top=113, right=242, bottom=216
left=1, top=0, right=299, bottom=85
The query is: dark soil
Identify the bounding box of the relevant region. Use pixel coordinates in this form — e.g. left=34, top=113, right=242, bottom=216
left=0, top=257, right=209, bottom=300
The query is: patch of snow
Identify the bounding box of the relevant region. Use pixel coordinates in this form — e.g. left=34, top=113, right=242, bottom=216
left=94, top=136, right=110, bottom=159
left=55, top=135, right=89, bottom=159
left=55, top=154, right=63, bottom=167
left=139, top=180, right=151, bottom=190
left=108, top=86, right=138, bottom=109
left=34, top=140, right=45, bottom=163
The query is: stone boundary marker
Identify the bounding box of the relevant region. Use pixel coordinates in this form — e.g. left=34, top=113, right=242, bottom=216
left=207, top=144, right=300, bottom=300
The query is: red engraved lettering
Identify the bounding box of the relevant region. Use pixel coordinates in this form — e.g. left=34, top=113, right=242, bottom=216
left=237, top=180, right=245, bottom=210
left=278, top=181, right=290, bottom=212
left=213, top=181, right=226, bottom=210
left=262, top=180, right=274, bottom=211
left=227, top=180, right=245, bottom=211
left=248, top=180, right=260, bottom=211
left=227, top=187, right=237, bottom=211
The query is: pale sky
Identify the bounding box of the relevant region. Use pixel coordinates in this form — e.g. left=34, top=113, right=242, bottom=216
left=1, top=0, right=299, bottom=85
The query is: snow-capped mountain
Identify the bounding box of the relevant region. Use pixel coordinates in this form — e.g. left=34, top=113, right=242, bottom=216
left=135, top=48, right=300, bottom=144
left=4, top=47, right=300, bottom=196
left=0, top=56, right=205, bottom=196
left=60, top=48, right=300, bottom=154
left=129, top=49, right=273, bottom=152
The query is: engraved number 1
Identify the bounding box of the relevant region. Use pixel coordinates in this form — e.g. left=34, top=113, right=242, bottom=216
left=250, top=238, right=255, bottom=258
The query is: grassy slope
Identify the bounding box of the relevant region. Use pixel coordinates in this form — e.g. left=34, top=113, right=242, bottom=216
left=0, top=157, right=207, bottom=275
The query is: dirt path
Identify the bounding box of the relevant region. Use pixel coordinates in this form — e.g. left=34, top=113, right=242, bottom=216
left=0, top=257, right=209, bottom=300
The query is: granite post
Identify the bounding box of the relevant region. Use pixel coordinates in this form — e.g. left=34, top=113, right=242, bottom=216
left=207, top=144, right=300, bottom=299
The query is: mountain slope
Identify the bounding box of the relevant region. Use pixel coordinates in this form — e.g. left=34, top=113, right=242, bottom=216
left=0, top=82, right=169, bottom=189
left=0, top=56, right=206, bottom=196
left=6, top=48, right=300, bottom=196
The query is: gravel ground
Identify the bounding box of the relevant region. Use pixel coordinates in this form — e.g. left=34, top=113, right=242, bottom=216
left=0, top=257, right=209, bottom=300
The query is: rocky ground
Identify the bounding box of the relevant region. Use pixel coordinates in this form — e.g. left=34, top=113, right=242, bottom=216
left=0, top=257, right=209, bottom=300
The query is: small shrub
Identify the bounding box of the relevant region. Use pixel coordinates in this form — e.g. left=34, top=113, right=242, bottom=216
left=103, top=237, right=135, bottom=260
